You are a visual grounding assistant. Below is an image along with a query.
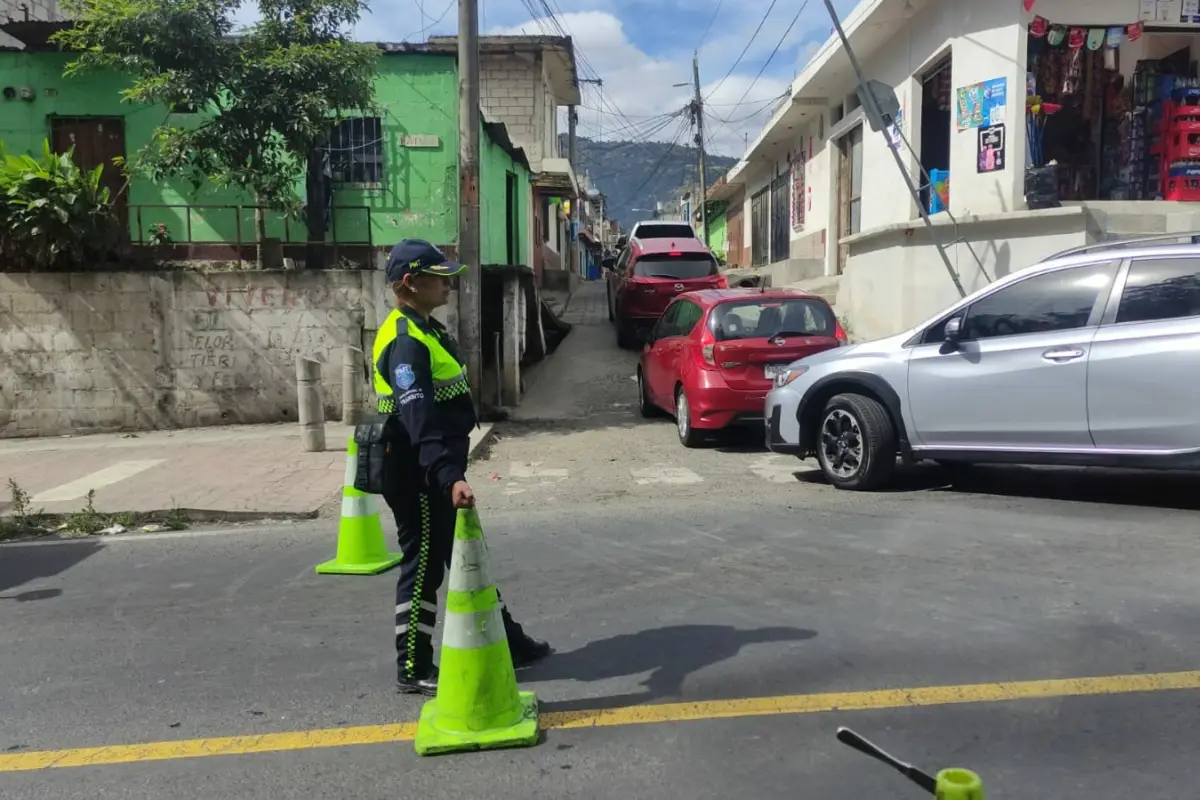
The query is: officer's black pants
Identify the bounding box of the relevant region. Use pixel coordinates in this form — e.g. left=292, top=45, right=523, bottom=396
left=385, top=486, right=529, bottom=679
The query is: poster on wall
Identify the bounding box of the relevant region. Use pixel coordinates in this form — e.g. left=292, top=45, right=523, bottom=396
left=956, top=77, right=1007, bottom=130
left=977, top=124, right=1006, bottom=173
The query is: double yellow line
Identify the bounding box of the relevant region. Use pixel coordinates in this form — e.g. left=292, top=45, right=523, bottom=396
left=4, top=669, right=1199, bottom=772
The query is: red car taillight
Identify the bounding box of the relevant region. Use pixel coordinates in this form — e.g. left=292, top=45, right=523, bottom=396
left=714, top=274, right=728, bottom=289
left=699, top=328, right=716, bottom=366
left=834, top=320, right=848, bottom=345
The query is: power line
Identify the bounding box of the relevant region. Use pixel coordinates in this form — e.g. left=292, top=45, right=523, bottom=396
left=705, top=94, right=786, bottom=108
left=694, top=0, right=723, bottom=52
left=403, top=0, right=454, bottom=40
left=629, top=116, right=690, bottom=200
left=703, top=0, right=778, bottom=102
left=709, top=1, right=809, bottom=141
left=728, top=2, right=808, bottom=115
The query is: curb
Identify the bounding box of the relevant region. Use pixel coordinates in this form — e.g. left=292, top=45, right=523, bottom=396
left=468, top=422, right=497, bottom=462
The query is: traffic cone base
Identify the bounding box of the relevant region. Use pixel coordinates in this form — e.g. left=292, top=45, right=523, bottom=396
left=314, top=437, right=403, bottom=575
left=414, top=689, right=538, bottom=756
left=413, top=508, right=539, bottom=756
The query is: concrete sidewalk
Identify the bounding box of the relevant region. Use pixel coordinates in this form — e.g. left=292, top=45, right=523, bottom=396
left=0, top=421, right=494, bottom=521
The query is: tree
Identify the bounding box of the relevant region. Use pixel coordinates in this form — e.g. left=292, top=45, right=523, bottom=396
left=55, top=0, right=378, bottom=267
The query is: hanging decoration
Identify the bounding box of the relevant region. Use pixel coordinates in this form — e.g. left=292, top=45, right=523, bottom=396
left=1027, top=15, right=1146, bottom=50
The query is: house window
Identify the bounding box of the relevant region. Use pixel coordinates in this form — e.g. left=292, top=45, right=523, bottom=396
left=325, top=116, right=383, bottom=185
left=791, top=148, right=806, bottom=231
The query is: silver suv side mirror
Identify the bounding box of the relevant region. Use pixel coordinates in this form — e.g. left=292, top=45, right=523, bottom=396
left=944, top=316, right=963, bottom=342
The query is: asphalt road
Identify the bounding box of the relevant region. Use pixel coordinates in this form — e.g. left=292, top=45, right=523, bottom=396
left=3, top=281, right=1200, bottom=797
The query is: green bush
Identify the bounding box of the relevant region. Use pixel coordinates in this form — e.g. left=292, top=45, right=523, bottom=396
left=0, top=140, right=119, bottom=271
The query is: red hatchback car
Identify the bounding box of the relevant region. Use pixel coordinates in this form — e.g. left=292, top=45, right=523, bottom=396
left=608, top=236, right=727, bottom=348
left=638, top=288, right=847, bottom=447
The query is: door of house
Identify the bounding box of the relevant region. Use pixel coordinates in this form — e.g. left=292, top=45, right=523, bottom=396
left=50, top=117, right=128, bottom=241
left=836, top=125, right=863, bottom=274
left=726, top=200, right=745, bottom=267
left=505, top=171, right=518, bottom=265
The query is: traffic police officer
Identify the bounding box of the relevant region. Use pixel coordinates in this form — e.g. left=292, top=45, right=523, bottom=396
left=374, top=239, right=552, bottom=695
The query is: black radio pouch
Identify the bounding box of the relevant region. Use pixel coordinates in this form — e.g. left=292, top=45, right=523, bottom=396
left=353, top=414, right=407, bottom=495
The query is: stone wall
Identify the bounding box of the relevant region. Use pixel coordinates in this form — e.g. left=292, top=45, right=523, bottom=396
left=0, top=269, right=388, bottom=438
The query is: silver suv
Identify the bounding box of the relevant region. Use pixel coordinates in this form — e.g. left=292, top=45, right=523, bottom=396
left=763, top=235, right=1200, bottom=490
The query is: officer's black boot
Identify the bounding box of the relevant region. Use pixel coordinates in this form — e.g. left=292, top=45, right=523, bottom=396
left=510, top=637, right=553, bottom=669
left=396, top=665, right=439, bottom=696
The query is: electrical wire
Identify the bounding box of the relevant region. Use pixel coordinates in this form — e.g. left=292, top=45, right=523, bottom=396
left=708, top=1, right=809, bottom=142
left=402, top=0, right=454, bottom=41
left=703, top=0, right=778, bottom=102
left=628, top=115, right=691, bottom=199
left=694, top=0, right=723, bottom=52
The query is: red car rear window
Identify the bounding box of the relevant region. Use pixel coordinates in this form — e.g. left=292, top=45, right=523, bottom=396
left=636, top=224, right=695, bottom=239
left=632, top=253, right=718, bottom=279
left=710, top=299, right=837, bottom=341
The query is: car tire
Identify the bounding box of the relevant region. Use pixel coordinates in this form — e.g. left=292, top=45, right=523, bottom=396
left=674, top=385, right=704, bottom=448
left=637, top=368, right=660, bottom=418
left=814, top=393, right=897, bottom=491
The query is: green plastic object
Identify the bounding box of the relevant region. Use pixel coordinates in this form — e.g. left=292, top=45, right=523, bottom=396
left=935, top=768, right=984, bottom=799
left=314, top=437, right=404, bottom=575
left=414, top=509, right=540, bottom=756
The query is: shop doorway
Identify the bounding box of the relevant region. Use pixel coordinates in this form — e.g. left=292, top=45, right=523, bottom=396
left=919, top=57, right=952, bottom=213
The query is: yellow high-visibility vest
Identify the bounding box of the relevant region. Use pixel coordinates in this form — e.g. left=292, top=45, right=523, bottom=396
left=372, top=308, right=470, bottom=413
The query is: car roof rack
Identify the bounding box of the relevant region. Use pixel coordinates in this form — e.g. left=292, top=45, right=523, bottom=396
left=1047, top=231, right=1200, bottom=260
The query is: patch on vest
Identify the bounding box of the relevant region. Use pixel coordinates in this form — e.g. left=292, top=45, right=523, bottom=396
left=393, top=363, right=416, bottom=391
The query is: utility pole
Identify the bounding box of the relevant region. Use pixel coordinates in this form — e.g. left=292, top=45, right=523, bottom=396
left=691, top=52, right=708, bottom=244
left=457, top=0, right=483, bottom=405
left=568, top=104, right=579, bottom=276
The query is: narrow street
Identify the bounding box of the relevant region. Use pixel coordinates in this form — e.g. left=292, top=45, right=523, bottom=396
left=3, top=280, right=1200, bottom=798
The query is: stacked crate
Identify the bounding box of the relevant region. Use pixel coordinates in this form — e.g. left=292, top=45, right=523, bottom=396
left=1153, top=87, right=1200, bottom=201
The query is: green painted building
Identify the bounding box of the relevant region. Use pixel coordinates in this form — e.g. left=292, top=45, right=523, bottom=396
left=704, top=200, right=728, bottom=261
left=0, top=31, right=532, bottom=266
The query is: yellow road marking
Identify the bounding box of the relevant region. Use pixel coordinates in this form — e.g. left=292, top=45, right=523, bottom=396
left=3, top=669, right=1198, bottom=773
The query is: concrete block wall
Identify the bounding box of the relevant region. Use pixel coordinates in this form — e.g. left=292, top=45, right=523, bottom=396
left=2, top=0, right=67, bottom=48
left=480, top=52, right=544, bottom=168
left=0, top=269, right=388, bottom=438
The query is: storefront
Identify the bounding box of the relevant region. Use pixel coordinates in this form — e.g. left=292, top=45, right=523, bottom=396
left=1025, top=10, right=1200, bottom=204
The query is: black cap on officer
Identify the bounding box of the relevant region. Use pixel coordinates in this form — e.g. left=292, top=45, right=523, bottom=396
left=385, top=239, right=467, bottom=283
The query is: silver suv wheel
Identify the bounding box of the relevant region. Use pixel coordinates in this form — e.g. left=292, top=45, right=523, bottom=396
left=814, top=393, right=897, bottom=491
left=819, top=409, right=863, bottom=479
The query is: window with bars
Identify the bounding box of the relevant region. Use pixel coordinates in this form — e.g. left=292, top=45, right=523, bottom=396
left=324, top=116, right=384, bottom=185
left=750, top=186, right=769, bottom=267
left=769, top=173, right=789, bottom=264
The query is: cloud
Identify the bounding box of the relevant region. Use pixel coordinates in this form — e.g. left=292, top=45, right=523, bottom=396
left=230, top=0, right=859, bottom=159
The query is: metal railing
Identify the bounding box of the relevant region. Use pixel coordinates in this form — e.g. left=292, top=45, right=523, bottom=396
left=129, top=203, right=374, bottom=248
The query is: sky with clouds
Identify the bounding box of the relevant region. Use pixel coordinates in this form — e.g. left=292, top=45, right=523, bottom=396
left=236, top=0, right=859, bottom=158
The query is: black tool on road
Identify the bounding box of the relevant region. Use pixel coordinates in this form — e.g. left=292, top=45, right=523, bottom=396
left=836, top=726, right=938, bottom=794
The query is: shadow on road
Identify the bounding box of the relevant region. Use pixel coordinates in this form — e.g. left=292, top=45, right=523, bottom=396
left=797, top=462, right=1200, bottom=511
left=527, top=623, right=818, bottom=712
left=0, top=540, right=104, bottom=594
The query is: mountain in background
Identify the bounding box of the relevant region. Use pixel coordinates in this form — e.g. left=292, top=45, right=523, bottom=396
left=560, top=135, right=737, bottom=232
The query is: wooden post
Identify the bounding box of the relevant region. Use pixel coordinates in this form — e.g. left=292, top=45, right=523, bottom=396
left=296, top=356, right=326, bottom=452
left=342, top=345, right=364, bottom=426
